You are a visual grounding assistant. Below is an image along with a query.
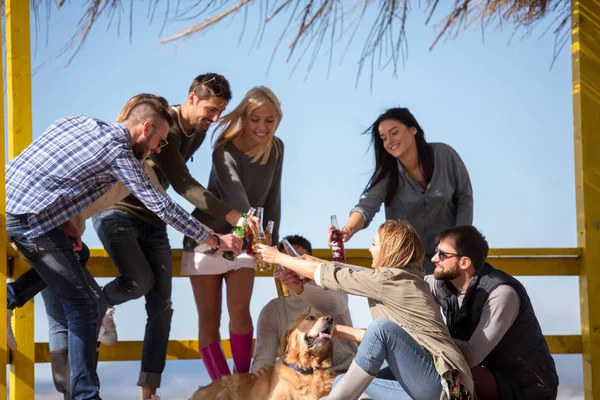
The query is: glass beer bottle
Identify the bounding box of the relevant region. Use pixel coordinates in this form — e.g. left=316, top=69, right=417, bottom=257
left=330, top=215, right=346, bottom=263
left=274, top=265, right=290, bottom=298
left=281, top=239, right=310, bottom=284
left=222, top=207, right=255, bottom=261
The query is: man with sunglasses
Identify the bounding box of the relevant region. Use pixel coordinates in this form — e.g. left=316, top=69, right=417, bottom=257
left=91, top=73, right=247, bottom=400
left=5, top=96, right=243, bottom=400
left=425, top=225, right=558, bottom=400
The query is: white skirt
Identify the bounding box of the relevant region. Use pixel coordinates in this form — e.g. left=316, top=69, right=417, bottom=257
left=180, top=248, right=257, bottom=275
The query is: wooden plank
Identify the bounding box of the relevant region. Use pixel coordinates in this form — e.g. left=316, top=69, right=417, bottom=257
left=6, top=0, right=35, bottom=398
left=572, top=0, right=600, bottom=398
left=28, top=335, right=581, bottom=364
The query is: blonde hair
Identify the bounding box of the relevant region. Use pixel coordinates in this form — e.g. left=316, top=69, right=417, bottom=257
left=213, top=86, right=283, bottom=165
left=376, top=220, right=425, bottom=268
left=116, top=93, right=169, bottom=123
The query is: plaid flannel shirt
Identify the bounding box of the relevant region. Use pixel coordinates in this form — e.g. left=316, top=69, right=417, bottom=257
left=6, top=115, right=209, bottom=243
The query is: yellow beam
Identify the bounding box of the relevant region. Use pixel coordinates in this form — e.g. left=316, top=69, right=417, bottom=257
left=6, top=0, right=34, bottom=399
left=0, top=20, right=7, bottom=399
left=572, top=1, right=600, bottom=398
left=28, top=335, right=581, bottom=364
left=84, top=248, right=581, bottom=278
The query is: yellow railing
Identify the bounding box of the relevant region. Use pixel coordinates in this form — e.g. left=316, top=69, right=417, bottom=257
left=6, top=247, right=585, bottom=365
left=2, top=0, right=600, bottom=398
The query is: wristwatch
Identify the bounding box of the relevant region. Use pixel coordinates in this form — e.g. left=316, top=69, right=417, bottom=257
left=211, top=234, right=220, bottom=251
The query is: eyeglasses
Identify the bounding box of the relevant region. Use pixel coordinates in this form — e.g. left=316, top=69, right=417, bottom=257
left=434, top=248, right=463, bottom=261
left=150, top=123, right=169, bottom=149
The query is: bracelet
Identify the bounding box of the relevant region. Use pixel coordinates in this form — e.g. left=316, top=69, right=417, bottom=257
left=211, top=234, right=220, bottom=250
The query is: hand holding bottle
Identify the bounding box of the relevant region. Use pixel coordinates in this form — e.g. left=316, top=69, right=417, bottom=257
left=280, top=268, right=304, bottom=295
left=218, top=234, right=244, bottom=255
left=255, top=244, right=282, bottom=265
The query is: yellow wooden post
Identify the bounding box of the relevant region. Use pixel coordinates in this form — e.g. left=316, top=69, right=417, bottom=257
left=6, top=0, right=35, bottom=399
left=572, top=0, right=600, bottom=398
left=0, top=20, right=8, bottom=400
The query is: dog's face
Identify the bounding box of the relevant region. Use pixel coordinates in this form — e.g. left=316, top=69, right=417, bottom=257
left=279, top=313, right=334, bottom=370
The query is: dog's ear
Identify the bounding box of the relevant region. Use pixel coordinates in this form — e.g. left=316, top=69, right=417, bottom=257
left=278, top=325, right=293, bottom=357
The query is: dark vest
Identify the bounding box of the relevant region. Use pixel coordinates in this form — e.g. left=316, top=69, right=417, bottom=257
left=434, top=263, right=558, bottom=400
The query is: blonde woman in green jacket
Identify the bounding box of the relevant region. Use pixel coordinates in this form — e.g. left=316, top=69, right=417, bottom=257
left=256, top=220, right=473, bottom=400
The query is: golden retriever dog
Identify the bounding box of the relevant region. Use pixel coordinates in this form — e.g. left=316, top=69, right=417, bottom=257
left=190, top=313, right=336, bottom=400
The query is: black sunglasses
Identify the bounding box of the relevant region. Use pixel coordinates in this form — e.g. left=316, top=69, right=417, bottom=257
left=434, top=247, right=463, bottom=261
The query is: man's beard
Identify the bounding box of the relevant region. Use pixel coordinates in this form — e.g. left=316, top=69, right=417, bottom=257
left=433, top=262, right=460, bottom=281
left=132, top=142, right=149, bottom=160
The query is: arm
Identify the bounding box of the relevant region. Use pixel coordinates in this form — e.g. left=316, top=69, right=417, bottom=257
left=212, top=149, right=252, bottom=214
left=257, top=246, right=383, bottom=301
left=453, top=285, right=520, bottom=367
left=110, top=151, right=217, bottom=247
left=262, top=140, right=284, bottom=243
left=449, top=146, right=473, bottom=225
left=151, top=135, right=240, bottom=226
left=251, top=304, right=281, bottom=373
left=348, top=177, right=387, bottom=233
left=333, top=324, right=366, bottom=343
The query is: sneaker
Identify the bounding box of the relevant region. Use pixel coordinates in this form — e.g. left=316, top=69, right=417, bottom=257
left=147, top=395, right=160, bottom=400
left=7, top=309, right=17, bottom=350
left=98, top=306, right=118, bottom=346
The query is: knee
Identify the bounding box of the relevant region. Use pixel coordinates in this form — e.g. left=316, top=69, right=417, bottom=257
left=366, top=318, right=407, bottom=342
left=369, top=318, right=401, bottom=334
left=119, top=273, right=154, bottom=299
left=228, top=304, right=251, bottom=322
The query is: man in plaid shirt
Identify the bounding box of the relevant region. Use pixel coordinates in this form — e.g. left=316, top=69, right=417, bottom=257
left=5, top=96, right=243, bottom=400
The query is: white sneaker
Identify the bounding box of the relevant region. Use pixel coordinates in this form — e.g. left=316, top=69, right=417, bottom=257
left=147, top=395, right=160, bottom=400
left=98, top=306, right=118, bottom=346
left=7, top=309, right=17, bottom=350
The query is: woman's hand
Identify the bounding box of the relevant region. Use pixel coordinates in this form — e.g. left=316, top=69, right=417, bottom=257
left=256, top=244, right=283, bottom=265
left=327, top=225, right=355, bottom=247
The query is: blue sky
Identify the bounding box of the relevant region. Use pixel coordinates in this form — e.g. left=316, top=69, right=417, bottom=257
left=10, top=2, right=582, bottom=398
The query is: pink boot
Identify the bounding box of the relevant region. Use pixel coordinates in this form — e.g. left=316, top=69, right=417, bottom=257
left=200, top=342, right=231, bottom=381
left=230, top=330, right=253, bottom=374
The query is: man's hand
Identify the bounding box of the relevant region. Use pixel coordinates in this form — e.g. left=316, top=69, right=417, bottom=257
left=225, top=210, right=243, bottom=227
left=280, top=268, right=304, bottom=295
left=218, top=234, right=243, bottom=255
left=61, top=220, right=82, bottom=251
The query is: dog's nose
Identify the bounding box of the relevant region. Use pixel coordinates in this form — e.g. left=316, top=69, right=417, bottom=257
left=324, top=316, right=333, bottom=323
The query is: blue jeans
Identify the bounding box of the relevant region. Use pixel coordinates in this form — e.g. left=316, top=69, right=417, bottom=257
left=92, top=209, right=173, bottom=388
left=41, top=244, right=92, bottom=352
left=6, top=214, right=107, bottom=400
left=350, top=318, right=442, bottom=400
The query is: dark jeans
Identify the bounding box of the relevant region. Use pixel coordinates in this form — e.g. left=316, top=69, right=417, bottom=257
left=6, top=214, right=106, bottom=400
left=352, top=318, right=442, bottom=400
left=92, top=209, right=173, bottom=388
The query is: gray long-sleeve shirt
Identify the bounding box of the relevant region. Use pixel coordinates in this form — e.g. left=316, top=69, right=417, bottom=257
left=352, top=142, right=473, bottom=266
left=185, top=138, right=284, bottom=247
